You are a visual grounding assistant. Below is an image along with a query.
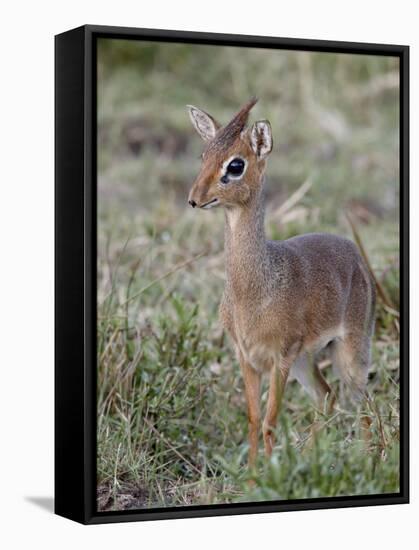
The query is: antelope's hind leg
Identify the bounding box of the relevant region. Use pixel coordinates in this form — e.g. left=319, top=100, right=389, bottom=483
left=292, top=354, right=336, bottom=414
left=331, top=263, right=376, bottom=444
left=331, top=334, right=373, bottom=444
left=291, top=354, right=336, bottom=447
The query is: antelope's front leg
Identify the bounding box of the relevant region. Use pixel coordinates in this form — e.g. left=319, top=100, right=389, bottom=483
left=263, top=359, right=291, bottom=457
left=239, top=356, right=261, bottom=469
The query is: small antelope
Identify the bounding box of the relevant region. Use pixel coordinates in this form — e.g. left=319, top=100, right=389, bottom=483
left=187, top=98, right=375, bottom=467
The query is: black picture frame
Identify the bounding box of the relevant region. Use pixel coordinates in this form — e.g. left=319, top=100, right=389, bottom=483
left=55, top=24, right=409, bottom=525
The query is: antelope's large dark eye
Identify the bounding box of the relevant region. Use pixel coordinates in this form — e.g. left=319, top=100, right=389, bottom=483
left=226, top=158, right=245, bottom=177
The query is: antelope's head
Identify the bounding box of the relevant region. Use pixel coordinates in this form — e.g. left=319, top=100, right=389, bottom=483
left=187, top=98, right=273, bottom=210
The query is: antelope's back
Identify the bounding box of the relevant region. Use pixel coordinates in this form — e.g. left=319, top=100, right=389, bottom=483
left=267, top=233, right=374, bottom=326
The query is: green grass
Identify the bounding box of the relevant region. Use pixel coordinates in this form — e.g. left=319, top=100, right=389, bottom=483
left=96, top=41, right=400, bottom=511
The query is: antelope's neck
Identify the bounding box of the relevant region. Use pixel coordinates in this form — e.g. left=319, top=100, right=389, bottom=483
left=224, top=192, right=269, bottom=298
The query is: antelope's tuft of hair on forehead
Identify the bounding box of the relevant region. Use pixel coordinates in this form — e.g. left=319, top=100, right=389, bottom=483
left=204, top=97, right=258, bottom=156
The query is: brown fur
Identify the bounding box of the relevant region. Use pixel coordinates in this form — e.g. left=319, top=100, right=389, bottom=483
left=187, top=99, right=376, bottom=467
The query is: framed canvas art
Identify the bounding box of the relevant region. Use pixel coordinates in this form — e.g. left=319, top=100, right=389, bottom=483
left=55, top=25, right=409, bottom=524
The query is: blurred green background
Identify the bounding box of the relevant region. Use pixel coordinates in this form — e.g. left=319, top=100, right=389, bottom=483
left=97, top=39, right=400, bottom=512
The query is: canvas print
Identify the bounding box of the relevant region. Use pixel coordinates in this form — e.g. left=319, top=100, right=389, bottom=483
left=96, top=39, right=400, bottom=512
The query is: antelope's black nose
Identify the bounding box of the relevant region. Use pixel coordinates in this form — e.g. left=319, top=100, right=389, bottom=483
left=189, top=199, right=197, bottom=208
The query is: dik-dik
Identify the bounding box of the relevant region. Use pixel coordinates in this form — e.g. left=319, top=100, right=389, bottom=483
left=187, top=98, right=376, bottom=467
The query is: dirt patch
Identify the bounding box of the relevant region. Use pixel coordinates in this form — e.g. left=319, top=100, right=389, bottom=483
left=97, top=481, right=149, bottom=512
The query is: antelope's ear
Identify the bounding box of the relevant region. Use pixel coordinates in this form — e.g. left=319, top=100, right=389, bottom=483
left=250, top=120, right=273, bottom=159
left=187, top=105, right=220, bottom=142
